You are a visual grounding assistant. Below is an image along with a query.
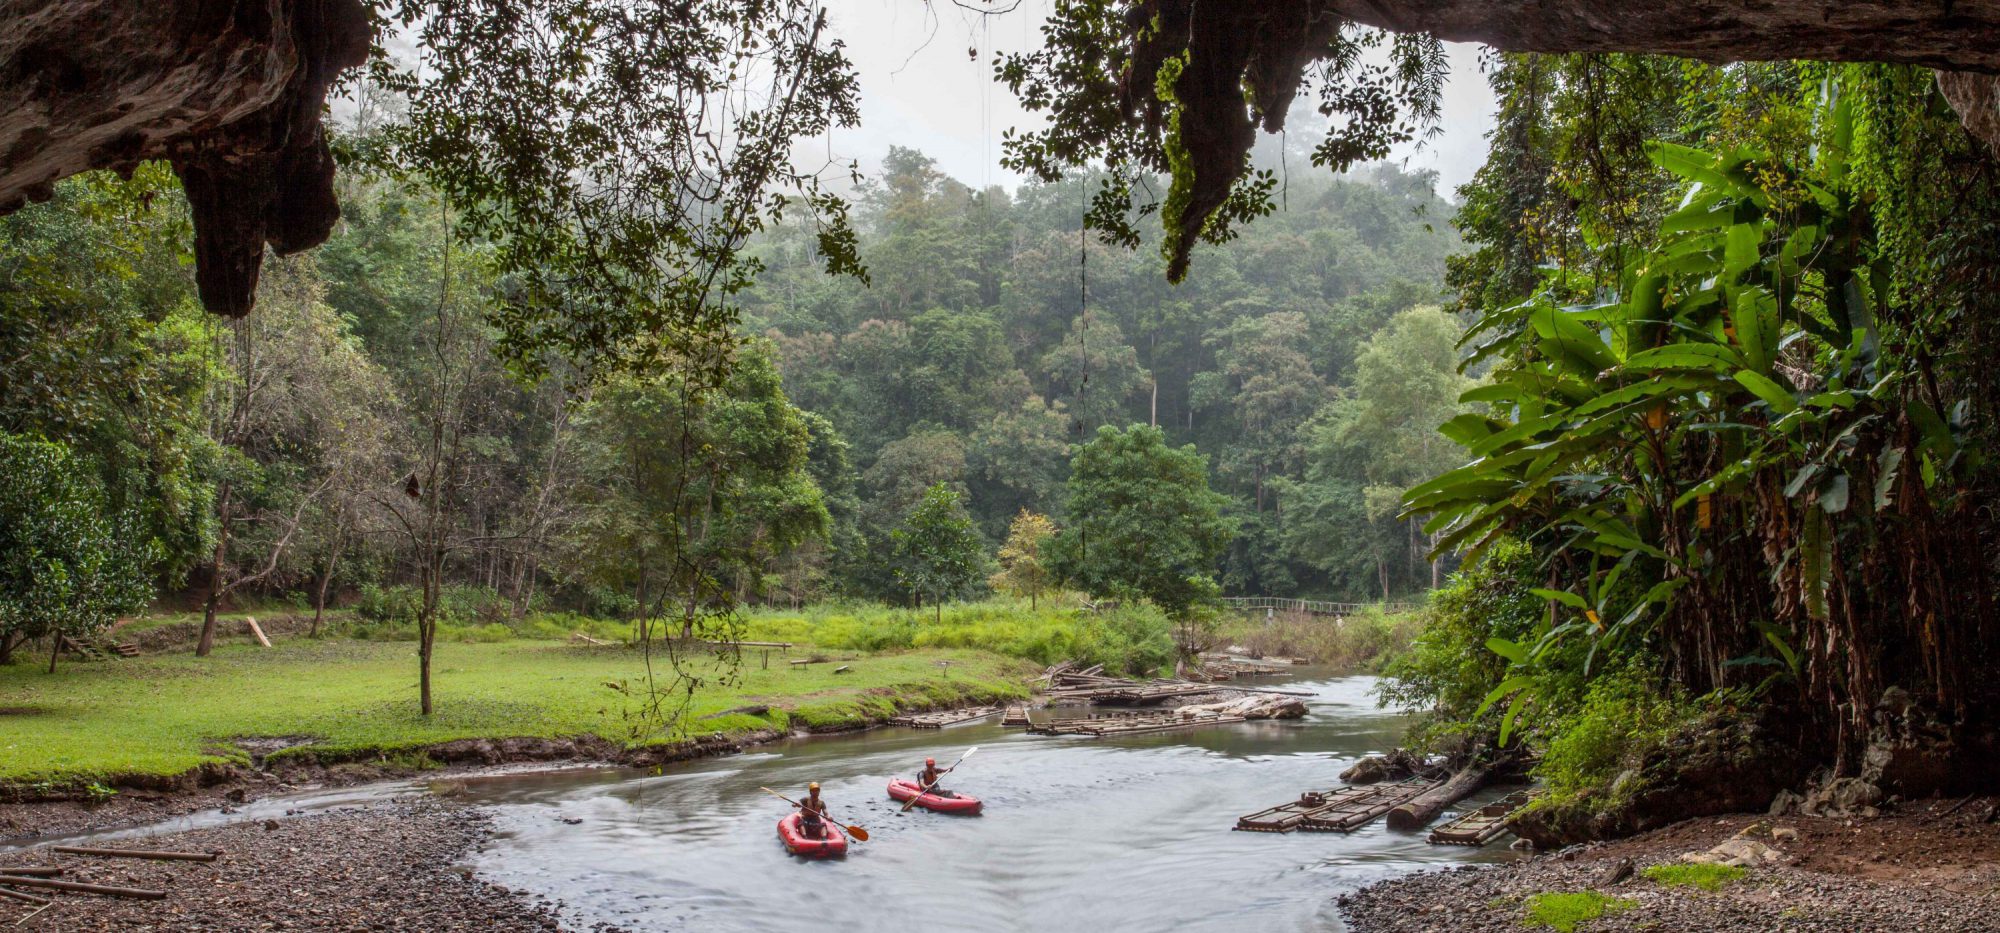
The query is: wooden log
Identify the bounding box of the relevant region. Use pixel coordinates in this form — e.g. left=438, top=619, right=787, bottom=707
left=0, top=868, right=62, bottom=877
left=0, top=886, right=50, bottom=906
left=0, top=875, right=166, bottom=900
left=1385, top=765, right=1491, bottom=830
left=244, top=616, right=271, bottom=648
left=49, top=845, right=218, bottom=862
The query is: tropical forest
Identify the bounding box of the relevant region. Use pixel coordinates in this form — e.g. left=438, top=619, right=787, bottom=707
left=2, top=2, right=1999, bottom=931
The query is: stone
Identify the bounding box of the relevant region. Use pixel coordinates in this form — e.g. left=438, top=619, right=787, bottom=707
left=1690, top=836, right=1782, bottom=868
left=1510, top=705, right=1811, bottom=848
left=1599, top=857, right=1635, bottom=886
left=0, top=1, right=371, bottom=316
left=1802, top=777, right=1884, bottom=818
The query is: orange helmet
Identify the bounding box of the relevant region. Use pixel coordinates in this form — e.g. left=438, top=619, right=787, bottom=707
left=926, top=757, right=936, bottom=767
left=808, top=782, right=820, bottom=793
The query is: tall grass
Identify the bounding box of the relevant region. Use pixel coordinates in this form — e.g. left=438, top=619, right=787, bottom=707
left=1218, top=605, right=1421, bottom=671
left=740, top=599, right=1176, bottom=676
left=335, top=587, right=1177, bottom=675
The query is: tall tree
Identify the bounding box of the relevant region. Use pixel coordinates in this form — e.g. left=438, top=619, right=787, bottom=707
left=891, top=484, right=987, bottom=621
left=194, top=254, right=393, bottom=656
left=0, top=435, right=154, bottom=670
left=1281, top=306, right=1471, bottom=598
left=570, top=342, right=831, bottom=626
left=991, top=510, right=1058, bottom=610
left=1052, top=425, right=1233, bottom=652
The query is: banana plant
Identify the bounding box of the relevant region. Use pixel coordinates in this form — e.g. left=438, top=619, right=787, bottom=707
left=1411, top=81, right=1966, bottom=741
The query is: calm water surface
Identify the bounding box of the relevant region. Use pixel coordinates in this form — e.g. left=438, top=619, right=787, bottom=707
left=457, top=673, right=1517, bottom=932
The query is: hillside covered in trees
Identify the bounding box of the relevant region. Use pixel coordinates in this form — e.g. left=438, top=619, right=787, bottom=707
left=746, top=149, right=1465, bottom=605
left=0, top=127, right=1464, bottom=675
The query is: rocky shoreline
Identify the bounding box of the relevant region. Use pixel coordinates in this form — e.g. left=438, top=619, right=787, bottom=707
left=0, top=732, right=767, bottom=844
left=0, top=798, right=596, bottom=931
left=1342, top=806, right=2000, bottom=931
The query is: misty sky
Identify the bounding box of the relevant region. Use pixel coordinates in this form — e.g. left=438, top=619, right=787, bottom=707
left=820, top=1, right=1500, bottom=200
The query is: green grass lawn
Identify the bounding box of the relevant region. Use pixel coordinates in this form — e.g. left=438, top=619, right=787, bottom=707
left=0, top=639, right=1031, bottom=784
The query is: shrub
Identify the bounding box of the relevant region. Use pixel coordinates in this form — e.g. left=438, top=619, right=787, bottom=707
left=354, top=584, right=516, bottom=630
left=1221, top=604, right=1422, bottom=670
left=1376, top=538, right=1545, bottom=749
left=1521, top=892, right=1636, bottom=932
left=1641, top=863, right=1746, bottom=891
left=0, top=433, right=155, bottom=665
left=1534, top=664, right=1692, bottom=799
left=737, top=599, right=1175, bottom=675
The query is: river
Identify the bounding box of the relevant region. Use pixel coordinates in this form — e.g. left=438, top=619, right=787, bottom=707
left=455, top=672, right=1517, bottom=932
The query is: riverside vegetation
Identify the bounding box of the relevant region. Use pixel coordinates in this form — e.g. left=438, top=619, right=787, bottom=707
left=0, top=597, right=1417, bottom=792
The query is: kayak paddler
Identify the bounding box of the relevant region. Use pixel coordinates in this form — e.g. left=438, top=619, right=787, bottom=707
left=797, top=782, right=829, bottom=839
left=918, top=757, right=952, bottom=797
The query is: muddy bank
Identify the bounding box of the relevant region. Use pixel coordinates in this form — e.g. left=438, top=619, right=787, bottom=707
left=0, top=799, right=592, bottom=931
left=1342, top=805, right=2000, bottom=931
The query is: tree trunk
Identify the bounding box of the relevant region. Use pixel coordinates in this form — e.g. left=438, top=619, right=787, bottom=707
left=936, top=600, right=943, bottom=625
left=0, top=631, right=18, bottom=665
left=47, top=634, right=61, bottom=674
left=195, top=482, right=234, bottom=657
left=1386, top=764, right=1491, bottom=830
left=1379, top=559, right=1390, bottom=602
left=311, top=546, right=342, bottom=638
left=419, top=571, right=438, bottom=717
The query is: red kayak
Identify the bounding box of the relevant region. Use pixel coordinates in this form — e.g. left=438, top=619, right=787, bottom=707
left=777, top=812, right=848, bottom=858
left=887, top=779, right=983, bottom=815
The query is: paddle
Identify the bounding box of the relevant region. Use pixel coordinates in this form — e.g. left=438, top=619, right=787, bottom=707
left=759, top=787, right=869, bottom=842
left=900, top=746, right=978, bottom=813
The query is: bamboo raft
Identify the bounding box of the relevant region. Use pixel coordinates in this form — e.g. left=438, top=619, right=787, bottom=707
left=1001, top=704, right=1030, bottom=726
left=1297, top=777, right=1441, bottom=832
left=1027, top=709, right=1247, bottom=737
left=1237, top=786, right=1379, bottom=833
left=1038, top=662, right=1228, bottom=705
left=888, top=706, right=1001, bottom=729
left=1427, top=790, right=1537, bottom=846
left=1235, top=777, right=1441, bottom=834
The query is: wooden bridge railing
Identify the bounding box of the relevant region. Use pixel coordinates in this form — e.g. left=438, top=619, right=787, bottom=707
left=1219, top=596, right=1419, bottom=617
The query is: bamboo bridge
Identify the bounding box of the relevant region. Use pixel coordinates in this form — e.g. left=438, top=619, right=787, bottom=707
left=1219, top=597, right=1418, bottom=617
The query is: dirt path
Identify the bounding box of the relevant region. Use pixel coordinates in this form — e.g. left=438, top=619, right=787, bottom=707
left=0, top=799, right=599, bottom=931
left=1343, top=805, right=2000, bottom=931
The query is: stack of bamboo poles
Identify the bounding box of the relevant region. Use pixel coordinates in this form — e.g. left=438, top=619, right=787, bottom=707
left=1036, top=660, right=1312, bottom=705
left=0, top=844, right=222, bottom=913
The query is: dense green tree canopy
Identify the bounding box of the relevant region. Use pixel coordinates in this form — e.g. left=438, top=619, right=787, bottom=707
left=1051, top=425, right=1234, bottom=621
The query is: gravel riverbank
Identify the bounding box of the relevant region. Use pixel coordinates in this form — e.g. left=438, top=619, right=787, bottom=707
left=0, top=799, right=602, bottom=931
left=1343, top=806, right=2000, bottom=932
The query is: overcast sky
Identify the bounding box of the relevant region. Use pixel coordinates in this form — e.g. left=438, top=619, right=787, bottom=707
left=819, top=1, right=1500, bottom=200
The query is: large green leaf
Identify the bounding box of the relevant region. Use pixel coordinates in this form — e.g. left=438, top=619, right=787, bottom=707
left=1734, top=370, right=1797, bottom=413
left=1728, top=285, right=1778, bottom=375
left=1529, top=588, right=1589, bottom=610
left=1622, top=343, right=1742, bottom=373
left=1800, top=506, right=1832, bottom=622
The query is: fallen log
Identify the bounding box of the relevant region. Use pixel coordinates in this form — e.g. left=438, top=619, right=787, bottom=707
left=1385, top=764, right=1491, bottom=830
left=49, top=845, right=218, bottom=862
left=0, top=886, right=50, bottom=906
left=0, top=868, right=61, bottom=877
left=0, top=875, right=166, bottom=900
